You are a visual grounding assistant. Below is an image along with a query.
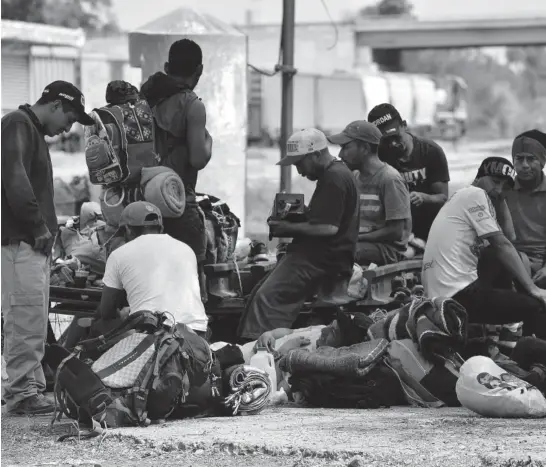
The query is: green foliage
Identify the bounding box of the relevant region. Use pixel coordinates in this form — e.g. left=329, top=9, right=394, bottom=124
left=1, top=0, right=118, bottom=33
left=403, top=48, right=546, bottom=137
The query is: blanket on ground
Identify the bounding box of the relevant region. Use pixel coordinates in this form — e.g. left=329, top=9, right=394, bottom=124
left=140, top=166, right=185, bottom=218
left=279, top=339, right=389, bottom=379
left=367, top=296, right=468, bottom=363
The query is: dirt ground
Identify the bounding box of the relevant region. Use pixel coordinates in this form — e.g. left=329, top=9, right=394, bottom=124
left=2, top=405, right=545, bottom=467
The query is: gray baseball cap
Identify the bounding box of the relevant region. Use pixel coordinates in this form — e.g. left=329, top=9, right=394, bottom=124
left=327, top=120, right=383, bottom=146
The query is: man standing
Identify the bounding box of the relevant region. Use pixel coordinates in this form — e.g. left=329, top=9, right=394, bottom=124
left=506, top=131, right=546, bottom=288
left=98, top=202, right=208, bottom=336
left=422, top=157, right=546, bottom=339
left=237, top=129, right=359, bottom=341
left=368, top=103, right=450, bottom=241
left=2, top=81, right=94, bottom=415
left=141, top=39, right=213, bottom=301
left=328, top=121, right=411, bottom=266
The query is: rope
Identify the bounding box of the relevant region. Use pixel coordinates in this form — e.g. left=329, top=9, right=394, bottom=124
left=224, top=366, right=271, bottom=416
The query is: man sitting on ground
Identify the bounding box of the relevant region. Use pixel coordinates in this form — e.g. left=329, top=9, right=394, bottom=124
left=328, top=121, right=412, bottom=266
left=422, top=157, right=546, bottom=339
left=506, top=131, right=546, bottom=288
left=368, top=103, right=449, bottom=242
left=237, top=129, right=359, bottom=341
left=97, top=201, right=208, bottom=337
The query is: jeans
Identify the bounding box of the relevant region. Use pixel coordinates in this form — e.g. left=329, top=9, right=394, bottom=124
left=453, top=280, right=546, bottom=339
left=1, top=242, right=50, bottom=409
left=237, top=251, right=330, bottom=340
left=355, top=241, right=403, bottom=267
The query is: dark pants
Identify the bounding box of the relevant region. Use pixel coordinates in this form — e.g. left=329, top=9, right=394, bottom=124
left=163, top=203, right=206, bottom=263
left=237, top=251, right=330, bottom=340
left=355, top=241, right=403, bottom=267
left=453, top=281, right=546, bottom=339
left=511, top=336, right=546, bottom=369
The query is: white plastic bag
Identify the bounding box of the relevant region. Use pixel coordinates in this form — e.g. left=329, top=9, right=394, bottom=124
left=456, top=356, right=546, bottom=418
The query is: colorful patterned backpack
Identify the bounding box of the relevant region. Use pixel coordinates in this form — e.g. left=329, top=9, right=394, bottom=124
left=84, top=99, right=160, bottom=186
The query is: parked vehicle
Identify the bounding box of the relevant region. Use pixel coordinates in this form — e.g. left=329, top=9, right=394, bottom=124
left=247, top=69, right=468, bottom=145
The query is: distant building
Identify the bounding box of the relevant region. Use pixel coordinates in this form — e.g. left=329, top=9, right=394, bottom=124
left=1, top=20, right=85, bottom=114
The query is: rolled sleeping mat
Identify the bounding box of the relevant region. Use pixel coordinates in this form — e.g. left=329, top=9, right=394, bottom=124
left=140, top=166, right=186, bottom=218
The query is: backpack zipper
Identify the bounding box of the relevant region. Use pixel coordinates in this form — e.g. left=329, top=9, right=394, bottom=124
left=129, top=103, right=145, bottom=140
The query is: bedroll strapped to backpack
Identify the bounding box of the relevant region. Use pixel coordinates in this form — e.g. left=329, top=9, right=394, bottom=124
left=51, top=312, right=221, bottom=441
left=84, top=99, right=160, bottom=186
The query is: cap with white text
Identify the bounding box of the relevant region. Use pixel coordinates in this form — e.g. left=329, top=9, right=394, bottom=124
left=41, top=80, right=94, bottom=126
left=367, top=103, right=403, bottom=136
left=277, top=128, right=329, bottom=166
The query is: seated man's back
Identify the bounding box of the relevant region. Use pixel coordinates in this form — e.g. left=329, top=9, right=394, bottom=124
left=103, top=233, right=208, bottom=332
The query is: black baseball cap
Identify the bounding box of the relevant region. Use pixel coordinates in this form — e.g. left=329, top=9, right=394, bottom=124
left=475, top=156, right=516, bottom=185
left=41, top=81, right=94, bottom=126
left=327, top=120, right=382, bottom=146
left=367, top=103, right=404, bottom=136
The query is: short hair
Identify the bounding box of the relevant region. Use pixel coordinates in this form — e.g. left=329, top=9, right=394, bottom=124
left=36, top=95, right=74, bottom=113
left=168, top=39, right=203, bottom=77
left=127, top=224, right=162, bottom=238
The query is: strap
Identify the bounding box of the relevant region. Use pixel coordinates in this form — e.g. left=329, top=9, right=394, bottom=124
left=57, top=418, right=104, bottom=442
left=95, top=333, right=156, bottom=379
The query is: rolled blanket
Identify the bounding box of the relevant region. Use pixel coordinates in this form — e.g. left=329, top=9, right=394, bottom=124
left=140, top=166, right=185, bottom=218
left=279, top=339, right=389, bottom=379
left=367, top=296, right=468, bottom=362
left=223, top=365, right=271, bottom=416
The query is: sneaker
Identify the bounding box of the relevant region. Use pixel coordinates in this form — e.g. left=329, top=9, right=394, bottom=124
left=249, top=241, right=269, bottom=263
left=8, top=394, right=55, bottom=415
left=498, top=325, right=522, bottom=350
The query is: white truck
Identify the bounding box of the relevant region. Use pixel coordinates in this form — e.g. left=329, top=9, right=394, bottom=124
left=248, top=69, right=468, bottom=145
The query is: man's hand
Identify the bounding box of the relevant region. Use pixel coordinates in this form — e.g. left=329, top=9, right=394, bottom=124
left=410, top=192, right=428, bottom=207
left=33, top=229, right=54, bottom=256
left=533, top=267, right=546, bottom=285
left=529, top=287, right=546, bottom=311
left=268, top=219, right=293, bottom=237
left=255, top=331, right=275, bottom=352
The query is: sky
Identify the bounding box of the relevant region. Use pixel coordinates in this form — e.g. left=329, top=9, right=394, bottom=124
left=114, top=0, right=546, bottom=31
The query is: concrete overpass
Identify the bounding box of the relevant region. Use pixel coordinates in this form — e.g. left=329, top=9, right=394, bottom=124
left=355, top=16, right=546, bottom=49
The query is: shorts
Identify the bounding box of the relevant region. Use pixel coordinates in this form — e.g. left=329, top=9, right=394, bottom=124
left=163, top=203, right=207, bottom=262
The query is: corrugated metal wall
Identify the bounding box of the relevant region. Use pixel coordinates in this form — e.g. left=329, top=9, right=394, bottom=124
left=30, top=55, right=76, bottom=102
left=1, top=54, right=30, bottom=113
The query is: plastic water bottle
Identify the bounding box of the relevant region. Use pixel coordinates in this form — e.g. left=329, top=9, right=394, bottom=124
left=249, top=348, right=277, bottom=398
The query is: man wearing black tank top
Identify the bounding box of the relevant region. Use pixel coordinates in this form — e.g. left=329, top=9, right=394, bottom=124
left=237, top=129, right=359, bottom=341
left=368, top=104, right=450, bottom=242
left=141, top=39, right=213, bottom=301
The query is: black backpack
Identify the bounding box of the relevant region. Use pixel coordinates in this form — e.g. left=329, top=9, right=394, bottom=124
left=51, top=312, right=221, bottom=440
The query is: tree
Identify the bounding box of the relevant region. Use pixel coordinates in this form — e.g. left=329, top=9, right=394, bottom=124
left=359, top=0, right=414, bottom=17
left=357, top=0, right=415, bottom=72
left=1, top=0, right=119, bottom=34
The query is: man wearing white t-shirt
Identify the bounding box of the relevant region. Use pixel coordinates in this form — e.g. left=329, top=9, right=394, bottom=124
left=422, top=157, right=546, bottom=339
left=99, top=201, right=208, bottom=335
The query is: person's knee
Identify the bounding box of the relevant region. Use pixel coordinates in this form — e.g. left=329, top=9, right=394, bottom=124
left=535, top=276, right=546, bottom=289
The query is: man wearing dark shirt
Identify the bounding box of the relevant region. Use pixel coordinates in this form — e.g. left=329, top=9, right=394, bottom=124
left=368, top=103, right=450, bottom=241
left=2, top=81, right=93, bottom=415
left=141, top=39, right=213, bottom=301
left=237, top=128, right=359, bottom=340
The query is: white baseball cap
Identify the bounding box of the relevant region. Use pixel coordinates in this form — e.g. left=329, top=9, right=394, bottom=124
left=277, top=128, right=329, bottom=166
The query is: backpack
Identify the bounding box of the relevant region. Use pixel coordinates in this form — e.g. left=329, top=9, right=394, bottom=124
left=385, top=339, right=464, bottom=407
left=52, top=312, right=220, bottom=440
left=84, top=99, right=160, bottom=186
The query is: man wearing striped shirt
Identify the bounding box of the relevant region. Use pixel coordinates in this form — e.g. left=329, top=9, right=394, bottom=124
left=328, top=121, right=412, bottom=266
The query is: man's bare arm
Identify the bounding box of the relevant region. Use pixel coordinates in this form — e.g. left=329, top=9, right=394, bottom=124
left=186, top=99, right=212, bottom=170
left=98, top=286, right=127, bottom=321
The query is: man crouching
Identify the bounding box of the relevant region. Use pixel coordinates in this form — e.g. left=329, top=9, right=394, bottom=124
left=237, top=129, right=359, bottom=341
left=98, top=201, right=208, bottom=337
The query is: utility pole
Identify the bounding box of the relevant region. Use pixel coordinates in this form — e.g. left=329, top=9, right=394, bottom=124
left=278, top=0, right=296, bottom=193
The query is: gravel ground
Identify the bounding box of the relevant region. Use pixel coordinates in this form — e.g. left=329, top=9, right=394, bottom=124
left=3, top=405, right=545, bottom=467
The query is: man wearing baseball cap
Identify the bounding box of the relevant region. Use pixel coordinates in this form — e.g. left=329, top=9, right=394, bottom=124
left=1, top=80, right=93, bottom=415
left=422, top=156, right=546, bottom=339
left=238, top=129, right=359, bottom=340
left=505, top=130, right=546, bottom=289
left=328, top=121, right=412, bottom=266
left=97, top=201, right=208, bottom=337
left=368, top=103, right=450, bottom=242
